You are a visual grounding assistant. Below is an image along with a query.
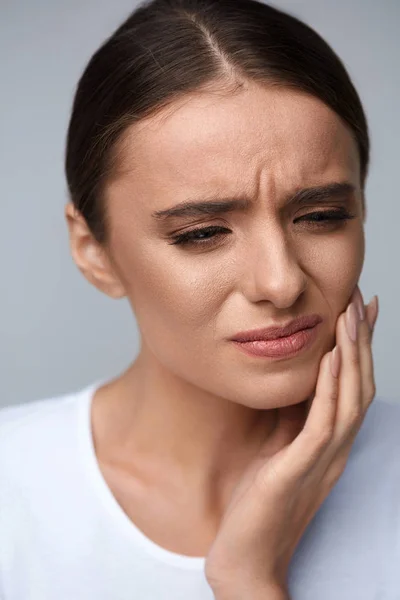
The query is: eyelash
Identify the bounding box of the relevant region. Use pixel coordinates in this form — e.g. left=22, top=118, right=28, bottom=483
left=169, top=209, right=356, bottom=247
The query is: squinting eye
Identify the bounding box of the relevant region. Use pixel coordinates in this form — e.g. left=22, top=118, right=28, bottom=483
left=168, top=209, right=356, bottom=247
left=169, top=225, right=230, bottom=247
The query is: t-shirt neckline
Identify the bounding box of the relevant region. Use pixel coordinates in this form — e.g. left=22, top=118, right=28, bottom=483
left=77, top=378, right=207, bottom=571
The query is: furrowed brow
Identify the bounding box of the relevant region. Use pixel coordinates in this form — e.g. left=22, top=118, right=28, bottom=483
left=152, top=181, right=356, bottom=221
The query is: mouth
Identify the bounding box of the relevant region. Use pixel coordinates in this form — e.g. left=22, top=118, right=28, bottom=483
left=231, top=323, right=321, bottom=359
left=230, top=314, right=322, bottom=343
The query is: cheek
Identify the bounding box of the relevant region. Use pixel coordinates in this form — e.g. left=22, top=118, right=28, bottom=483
left=114, top=224, right=364, bottom=346
left=117, top=238, right=224, bottom=334
left=305, top=227, right=365, bottom=319
left=122, top=248, right=224, bottom=379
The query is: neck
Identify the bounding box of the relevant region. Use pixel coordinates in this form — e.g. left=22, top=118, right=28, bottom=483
left=94, top=348, right=308, bottom=513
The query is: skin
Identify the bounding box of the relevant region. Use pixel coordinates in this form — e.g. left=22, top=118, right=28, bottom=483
left=65, top=80, right=366, bottom=557
left=203, top=286, right=377, bottom=595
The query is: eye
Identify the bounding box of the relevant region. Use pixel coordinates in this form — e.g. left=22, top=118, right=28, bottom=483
left=297, top=209, right=356, bottom=226
left=168, top=225, right=230, bottom=247
left=168, top=209, right=356, bottom=248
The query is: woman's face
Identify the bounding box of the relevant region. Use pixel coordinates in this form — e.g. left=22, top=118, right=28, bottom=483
left=100, top=82, right=365, bottom=409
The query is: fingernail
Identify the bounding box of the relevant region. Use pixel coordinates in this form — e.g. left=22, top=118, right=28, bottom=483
left=346, top=302, right=359, bottom=342
left=330, top=345, right=341, bottom=378
left=354, top=288, right=365, bottom=321
left=367, top=295, right=379, bottom=332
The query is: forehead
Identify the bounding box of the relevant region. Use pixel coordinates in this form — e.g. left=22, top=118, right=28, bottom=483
left=110, top=83, right=360, bottom=212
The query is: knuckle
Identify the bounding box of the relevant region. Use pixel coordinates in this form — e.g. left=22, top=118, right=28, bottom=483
left=310, top=425, right=334, bottom=449
left=325, top=459, right=348, bottom=487
left=254, top=463, right=286, bottom=493
left=329, top=386, right=340, bottom=403
left=347, top=409, right=363, bottom=432
left=365, top=384, right=376, bottom=403
left=348, top=351, right=360, bottom=368
left=349, top=404, right=363, bottom=423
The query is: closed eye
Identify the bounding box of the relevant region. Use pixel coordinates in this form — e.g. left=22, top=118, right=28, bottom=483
left=168, top=209, right=356, bottom=247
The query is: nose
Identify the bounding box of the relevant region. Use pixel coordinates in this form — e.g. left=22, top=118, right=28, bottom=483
left=241, top=228, right=307, bottom=309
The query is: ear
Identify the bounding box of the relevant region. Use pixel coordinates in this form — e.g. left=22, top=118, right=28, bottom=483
left=64, top=202, right=126, bottom=299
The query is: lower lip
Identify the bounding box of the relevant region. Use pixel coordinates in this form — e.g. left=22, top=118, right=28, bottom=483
left=231, top=324, right=320, bottom=359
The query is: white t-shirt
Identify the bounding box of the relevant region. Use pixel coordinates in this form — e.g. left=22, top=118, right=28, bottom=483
left=0, top=379, right=399, bottom=600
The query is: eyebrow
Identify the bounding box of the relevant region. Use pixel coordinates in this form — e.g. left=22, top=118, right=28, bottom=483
left=151, top=181, right=357, bottom=221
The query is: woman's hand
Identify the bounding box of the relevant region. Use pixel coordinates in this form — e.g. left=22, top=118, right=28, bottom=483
left=205, top=286, right=379, bottom=596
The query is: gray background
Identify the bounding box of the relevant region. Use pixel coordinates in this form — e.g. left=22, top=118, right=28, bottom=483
left=1, top=0, right=399, bottom=407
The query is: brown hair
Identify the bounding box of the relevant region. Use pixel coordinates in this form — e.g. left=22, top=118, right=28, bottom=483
left=65, top=0, right=369, bottom=246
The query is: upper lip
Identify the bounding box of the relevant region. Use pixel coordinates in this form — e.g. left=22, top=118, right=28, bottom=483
left=231, top=314, right=322, bottom=342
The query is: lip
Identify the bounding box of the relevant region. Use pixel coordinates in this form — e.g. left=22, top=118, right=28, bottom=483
left=232, top=323, right=321, bottom=359
left=230, top=314, right=323, bottom=342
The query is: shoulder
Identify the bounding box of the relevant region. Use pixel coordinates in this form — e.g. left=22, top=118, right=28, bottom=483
left=0, top=382, right=97, bottom=480
left=0, top=387, right=79, bottom=442
left=0, top=392, right=73, bottom=432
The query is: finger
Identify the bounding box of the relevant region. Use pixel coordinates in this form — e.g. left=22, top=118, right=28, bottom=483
left=365, top=295, right=379, bottom=340
left=323, top=292, right=379, bottom=485
left=353, top=290, right=377, bottom=412
left=274, top=349, right=338, bottom=480
left=333, top=299, right=362, bottom=442
left=302, top=349, right=339, bottom=447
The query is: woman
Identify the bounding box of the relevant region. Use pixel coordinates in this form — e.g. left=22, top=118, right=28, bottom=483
left=0, top=0, right=398, bottom=598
